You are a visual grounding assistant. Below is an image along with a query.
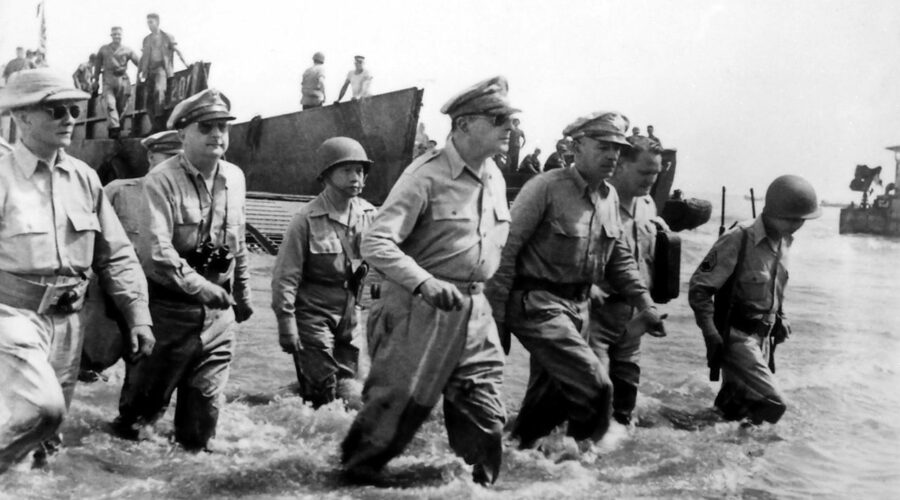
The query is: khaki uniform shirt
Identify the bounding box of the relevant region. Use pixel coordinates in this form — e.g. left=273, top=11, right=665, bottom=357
left=140, top=30, right=177, bottom=77
left=487, top=167, right=649, bottom=324
left=95, top=43, right=139, bottom=84
left=300, top=64, right=326, bottom=106
left=0, top=142, right=150, bottom=327
left=599, top=195, right=661, bottom=297
left=271, top=193, right=376, bottom=337
left=361, top=139, right=510, bottom=292
left=688, top=216, right=790, bottom=326
left=138, top=154, right=251, bottom=307
left=105, top=178, right=144, bottom=246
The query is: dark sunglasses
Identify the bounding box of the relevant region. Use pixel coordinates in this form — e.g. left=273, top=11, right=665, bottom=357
left=42, top=104, right=81, bottom=120
left=479, top=113, right=512, bottom=127
left=196, top=121, right=229, bottom=134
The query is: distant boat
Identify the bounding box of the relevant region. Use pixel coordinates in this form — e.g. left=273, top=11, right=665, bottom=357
left=743, top=194, right=764, bottom=202
left=820, top=200, right=847, bottom=208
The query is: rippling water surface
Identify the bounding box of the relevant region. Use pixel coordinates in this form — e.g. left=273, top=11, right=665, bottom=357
left=2, top=201, right=898, bottom=499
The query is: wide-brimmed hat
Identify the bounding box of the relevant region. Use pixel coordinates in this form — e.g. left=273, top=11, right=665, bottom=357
left=0, top=68, right=90, bottom=111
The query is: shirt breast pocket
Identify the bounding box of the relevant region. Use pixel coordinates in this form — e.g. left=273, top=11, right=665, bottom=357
left=174, top=206, right=202, bottom=251
left=432, top=201, right=475, bottom=223
left=310, top=237, right=342, bottom=255
left=549, top=216, right=591, bottom=266
left=67, top=210, right=101, bottom=262
left=739, top=270, right=771, bottom=306
left=6, top=211, right=53, bottom=236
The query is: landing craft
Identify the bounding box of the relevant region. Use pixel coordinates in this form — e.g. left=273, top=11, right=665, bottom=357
left=839, top=145, right=900, bottom=235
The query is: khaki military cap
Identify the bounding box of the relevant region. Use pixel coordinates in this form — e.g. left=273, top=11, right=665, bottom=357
left=0, top=68, right=90, bottom=111
left=563, top=111, right=631, bottom=147
left=440, top=75, right=521, bottom=119
left=167, top=88, right=236, bottom=129
left=140, top=130, right=183, bottom=154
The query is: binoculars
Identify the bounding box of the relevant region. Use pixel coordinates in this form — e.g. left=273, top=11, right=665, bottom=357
left=186, top=241, right=234, bottom=275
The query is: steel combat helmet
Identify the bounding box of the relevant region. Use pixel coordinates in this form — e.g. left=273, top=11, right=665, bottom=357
left=763, top=174, right=822, bottom=219
left=316, top=136, right=373, bottom=179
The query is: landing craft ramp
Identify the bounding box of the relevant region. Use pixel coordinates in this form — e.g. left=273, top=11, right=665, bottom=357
left=227, top=88, right=424, bottom=206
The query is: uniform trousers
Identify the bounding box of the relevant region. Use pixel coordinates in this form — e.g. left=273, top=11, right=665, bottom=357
left=145, top=66, right=168, bottom=130
left=716, top=327, right=786, bottom=424
left=102, top=74, right=131, bottom=130
left=587, top=299, right=642, bottom=425
left=0, top=303, right=83, bottom=471
left=294, top=282, right=358, bottom=405
left=117, top=299, right=234, bottom=449
left=508, top=289, right=612, bottom=447
left=342, top=280, right=505, bottom=481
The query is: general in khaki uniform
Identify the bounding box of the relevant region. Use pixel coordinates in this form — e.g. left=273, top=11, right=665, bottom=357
left=588, top=136, right=667, bottom=427
left=81, top=130, right=183, bottom=375
left=486, top=112, right=664, bottom=450
left=0, top=69, right=152, bottom=472
left=689, top=175, right=821, bottom=425
left=272, top=137, right=376, bottom=407
left=114, top=89, right=253, bottom=450
left=341, top=76, right=517, bottom=485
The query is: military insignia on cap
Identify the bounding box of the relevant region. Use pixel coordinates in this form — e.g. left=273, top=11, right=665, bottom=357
left=699, top=251, right=717, bottom=272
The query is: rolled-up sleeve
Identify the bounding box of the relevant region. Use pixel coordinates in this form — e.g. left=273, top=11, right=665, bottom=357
left=271, top=212, right=308, bottom=338
left=91, top=178, right=152, bottom=328
left=360, top=172, right=430, bottom=292
left=486, top=176, right=547, bottom=325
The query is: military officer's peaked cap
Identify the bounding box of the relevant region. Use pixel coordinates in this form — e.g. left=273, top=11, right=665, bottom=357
left=440, top=75, right=521, bottom=119
left=563, top=111, right=631, bottom=147
left=167, top=88, right=236, bottom=129
left=140, top=130, right=183, bottom=154
left=0, top=68, right=90, bottom=111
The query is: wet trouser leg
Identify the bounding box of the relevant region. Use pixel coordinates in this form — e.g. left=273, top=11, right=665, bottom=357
left=588, top=300, right=641, bottom=425
left=342, top=282, right=505, bottom=481
left=118, top=300, right=201, bottom=432
left=716, top=328, right=786, bottom=424
left=0, top=305, right=67, bottom=472
left=294, top=284, right=358, bottom=407
left=118, top=301, right=234, bottom=447
left=103, top=76, right=130, bottom=131
left=174, top=306, right=234, bottom=449
left=508, top=289, right=612, bottom=446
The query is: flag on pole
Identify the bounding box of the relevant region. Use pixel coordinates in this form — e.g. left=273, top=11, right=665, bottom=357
left=37, top=1, right=47, bottom=56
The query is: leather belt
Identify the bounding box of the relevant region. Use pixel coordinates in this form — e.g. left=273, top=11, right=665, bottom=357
left=730, top=314, right=774, bottom=337
left=0, top=269, right=89, bottom=314
left=513, top=276, right=591, bottom=302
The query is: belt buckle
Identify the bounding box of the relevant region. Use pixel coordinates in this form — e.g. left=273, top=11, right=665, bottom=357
left=36, top=283, right=68, bottom=314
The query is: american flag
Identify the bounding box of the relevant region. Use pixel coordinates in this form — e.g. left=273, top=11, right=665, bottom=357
left=36, top=1, right=47, bottom=55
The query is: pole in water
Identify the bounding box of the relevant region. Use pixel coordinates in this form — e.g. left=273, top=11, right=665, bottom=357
left=750, top=187, right=757, bottom=218
left=719, top=186, right=726, bottom=236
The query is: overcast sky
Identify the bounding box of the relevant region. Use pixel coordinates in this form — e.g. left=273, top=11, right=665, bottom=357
left=2, top=0, right=899, bottom=201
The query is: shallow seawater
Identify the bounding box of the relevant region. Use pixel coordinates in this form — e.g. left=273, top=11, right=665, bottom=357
left=2, top=201, right=899, bottom=499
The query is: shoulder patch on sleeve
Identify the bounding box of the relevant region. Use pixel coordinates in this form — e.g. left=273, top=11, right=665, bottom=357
left=699, top=250, right=717, bottom=272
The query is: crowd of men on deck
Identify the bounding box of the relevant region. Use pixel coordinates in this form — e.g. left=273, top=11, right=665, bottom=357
left=0, top=22, right=822, bottom=487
